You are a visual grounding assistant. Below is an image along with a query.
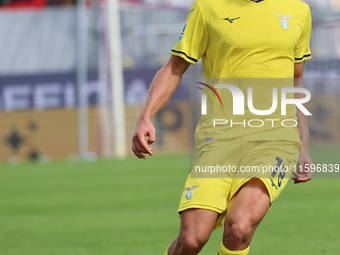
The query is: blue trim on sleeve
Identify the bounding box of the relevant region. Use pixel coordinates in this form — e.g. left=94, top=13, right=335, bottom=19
left=295, top=54, right=311, bottom=61
left=171, top=49, right=198, bottom=63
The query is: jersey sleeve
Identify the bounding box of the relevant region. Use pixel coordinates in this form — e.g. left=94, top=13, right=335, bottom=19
left=294, top=7, right=312, bottom=63
left=171, top=1, right=208, bottom=65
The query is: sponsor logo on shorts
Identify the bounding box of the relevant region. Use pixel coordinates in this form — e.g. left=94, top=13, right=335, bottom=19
left=184, top=185, right=199, bottom=200
left=269, top=178, right=278, bottom=190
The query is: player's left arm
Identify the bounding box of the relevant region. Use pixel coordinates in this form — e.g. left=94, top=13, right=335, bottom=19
left=292, top=62, right=313, bottom=184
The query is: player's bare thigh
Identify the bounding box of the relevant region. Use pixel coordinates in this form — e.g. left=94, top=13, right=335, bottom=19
left=223, top=178, right=271, bottom=250
left=168, top=208, right=218, bottom=255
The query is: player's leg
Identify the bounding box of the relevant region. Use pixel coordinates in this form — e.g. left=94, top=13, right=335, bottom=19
left=218, top=141, right=300, bottom=254
left=166, top=144, right=246, bottom=255
left=165, top=208, right=218, bottom=255
left=220, top=178, right=270, bottom=254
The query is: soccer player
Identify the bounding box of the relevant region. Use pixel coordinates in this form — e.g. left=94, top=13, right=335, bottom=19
left=132, top=0, right=313, bottom=254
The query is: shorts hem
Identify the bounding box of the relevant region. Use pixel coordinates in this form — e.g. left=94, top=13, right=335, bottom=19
left=178, top=204, right=225, bottom=229
left=178, top=204, right=225, bottom=215
left=230, top=177, right=274, bottom=204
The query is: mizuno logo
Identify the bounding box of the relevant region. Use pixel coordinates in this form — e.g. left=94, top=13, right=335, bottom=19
left=273, top=14, right=293, bottom=30
left=223, top=17, right=240, bottom=23
left=189, top=8, right=195, bottom=13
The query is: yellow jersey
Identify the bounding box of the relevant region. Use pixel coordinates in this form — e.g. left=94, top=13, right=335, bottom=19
left=171, top=0, right=312, bottom=152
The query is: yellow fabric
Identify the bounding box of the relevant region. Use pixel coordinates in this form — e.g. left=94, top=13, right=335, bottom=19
left=164, top=245, right=169, bottom=255
left=194, top=78, right=303, bottom=153
left=172, top=0, right=312, bottom=77
left=219, top=242, right=250, bottom=255
left=178, top=141, right=300, bottom=229
left=171, top=0, right=312, bottom=153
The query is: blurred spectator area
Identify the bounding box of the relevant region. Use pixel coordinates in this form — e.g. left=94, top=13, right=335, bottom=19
left=0, top=6, right=100, bottom=75
left=0, top=1, right=189, bottom=76
left=0, top=0, right=339, bottom=77
left=0, top=0, right=76, bottom=7
left=0, top=0, right=193, bottom=8
left=48, top=0, right=76, bottom=6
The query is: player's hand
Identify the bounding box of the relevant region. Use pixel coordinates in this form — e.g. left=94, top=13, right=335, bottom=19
left=292, top=147, right=313, bottom=184
left=132, top=117, right=155, bottom=159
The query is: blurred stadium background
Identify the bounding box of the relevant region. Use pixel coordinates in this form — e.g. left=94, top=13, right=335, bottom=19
left=0, top=1, right=340, bottom=255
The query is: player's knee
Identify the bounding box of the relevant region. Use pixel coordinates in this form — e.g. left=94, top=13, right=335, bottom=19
left=177, top=234, right=207, bottom=254
left=224, top=220, right=252, bottom=242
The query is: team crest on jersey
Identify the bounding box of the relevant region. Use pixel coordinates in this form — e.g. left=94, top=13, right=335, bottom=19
left=178, top=23, right=187, bottom=41
left=273, top=14, right=293, bottom=30
left=184, top=185, right=199, bottom=200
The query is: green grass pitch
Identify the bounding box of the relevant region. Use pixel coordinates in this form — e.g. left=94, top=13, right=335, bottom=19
left=0, top=146, right=339, bottom=255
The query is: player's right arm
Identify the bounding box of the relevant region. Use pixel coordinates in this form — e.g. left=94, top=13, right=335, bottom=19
left=132, top=55, right=190, bottom=159
left=133, top=1, right=206, bottom=159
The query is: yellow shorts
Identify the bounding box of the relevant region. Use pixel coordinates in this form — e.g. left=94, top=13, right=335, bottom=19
left=178, top=141, right=300, bottom=229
